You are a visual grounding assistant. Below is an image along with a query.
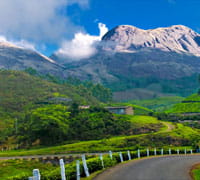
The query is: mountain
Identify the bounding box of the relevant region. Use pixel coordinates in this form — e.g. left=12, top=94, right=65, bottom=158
left=0, top=25, right=200, bottom=100
left=101, top=25, right=200, bottom=56
left=58, top=25, right=200, bottom=99
left=0, top=42, right=64, bottom=77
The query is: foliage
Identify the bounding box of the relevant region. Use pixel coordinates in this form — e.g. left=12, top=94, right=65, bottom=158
left=25, top=69, right=113, bottom=103
left=167, top=94, right=200, bottom=113
left=0, top=159, right=55, bottom=180
left=1, top=117, right=199, bottom=157
left=192, top=165, right=200, bottom=180
left=128, top=96, right=184, bottom=112
left=3, top=156, right=117, bottom=180
left=18, top=106, right=142, bottom=146
left=107, top=103, right=153, bottom=115
left=0, top=70, right=99, bottom=147
left=18, top=105, right=70, bottom=146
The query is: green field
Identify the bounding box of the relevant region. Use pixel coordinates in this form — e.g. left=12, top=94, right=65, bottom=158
left=0, top=159, right=55, bottom=180
left=0, top=116, right=199, bottom=157
left=167, top=94, right=200, bottom=113
left=192, top=164, right=200, bottom=180
left=128, top=96, right=184, bottom=112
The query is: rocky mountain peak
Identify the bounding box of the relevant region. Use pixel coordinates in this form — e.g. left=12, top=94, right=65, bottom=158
left=102, top=25, right=200, bottom=56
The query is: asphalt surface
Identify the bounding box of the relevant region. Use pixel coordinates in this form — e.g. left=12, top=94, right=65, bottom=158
left=94, top=155, right=200, bottom=180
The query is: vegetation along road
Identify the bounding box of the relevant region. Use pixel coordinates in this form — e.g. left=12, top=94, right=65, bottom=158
left=94, top=155, right=200, bottom=180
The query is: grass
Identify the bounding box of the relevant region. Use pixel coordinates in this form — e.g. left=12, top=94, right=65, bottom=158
left=0, top=159, right=55, bottom=180
left=128, top=96, right=184, bottom=112
left=0, top=116, right=199, bottom=157
left=192, top=164, right=200, bottom=180
left=107, top=103, right=153, bottom=115
left=167, top=94, right=200, bottom=113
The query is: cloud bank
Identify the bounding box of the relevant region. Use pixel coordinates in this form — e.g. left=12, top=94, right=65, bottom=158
left=55, top=23, right=109, bottom=60
left=0, top=0, right=89, bottom=44
left=0, top=35, right=36, bottom=50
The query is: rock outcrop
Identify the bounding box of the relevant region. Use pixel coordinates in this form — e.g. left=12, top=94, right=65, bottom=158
left=102, top=25, right=200, bottom=56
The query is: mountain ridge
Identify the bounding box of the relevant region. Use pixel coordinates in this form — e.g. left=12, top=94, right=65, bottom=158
left=101, top=24, right=200, bottom=56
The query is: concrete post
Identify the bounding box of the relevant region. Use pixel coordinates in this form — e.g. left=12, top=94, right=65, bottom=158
left=109, top=150, right=113, bottom=160
left=59, top=159, right=66, bottom=180
left=119, top=152, right=124, bottom=162
left=154, top=148, right=157, bottom=156
left=127, top=150, right=131, bottom=160
left=161, top=149, right=164, bottom=156
left=169, top=148, right=171, bottom=155
left=99, top=154, right=104, bottom=169
left=76, top=160, right=80, bottom=180
left=33, top=169, right=40, bottom=180
left=137, top=149, right=140, bottom=159
left=82, top=155, right=90, bottom=177
left=147, top=148, right=149, bottom=157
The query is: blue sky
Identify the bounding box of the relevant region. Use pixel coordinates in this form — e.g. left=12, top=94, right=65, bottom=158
left=78, top=0, right=200, bottom=34
left=0, top=0, right=200, bottom=58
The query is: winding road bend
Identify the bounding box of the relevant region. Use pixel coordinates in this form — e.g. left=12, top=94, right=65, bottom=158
left=94, top=155, right=200, bottom=180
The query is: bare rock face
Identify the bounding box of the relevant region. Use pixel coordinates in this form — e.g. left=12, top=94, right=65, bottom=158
left=102, top=25, right=200, bottom=56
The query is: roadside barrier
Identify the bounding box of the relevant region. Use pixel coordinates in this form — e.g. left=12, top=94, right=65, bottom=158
left=26, top=147, right=199, bottom=180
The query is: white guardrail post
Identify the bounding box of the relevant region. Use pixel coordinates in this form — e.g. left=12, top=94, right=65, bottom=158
left=109, top=150, right=113, bottom=160
left=99, top=154, right=105, bottom=169
left=146, top=148, right=149, bottom=157
left=76, top=160, right=80, bottom=180
left=33, top=169, right=40, bottom=180
left=137, top=149, right=140, bottom=159
left=82, top=154, right=90, bottom=177
left=60, top=159, right=66, bottom=180
left=161, top=149, right=164, bottom=156
left=127, top=150, right=131, bottom=160
left=154, top=148, right=157, bottom=156
left=177, top=149, right=180, bottom=155
left=169, top=148, right=171, bottom=155
left=119, top=152, right=124, bottom=162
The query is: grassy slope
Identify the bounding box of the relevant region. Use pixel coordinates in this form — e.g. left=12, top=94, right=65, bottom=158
left=0, top=70, right=99, bottom=143
left=107, top=103, right=153, bottom=115
left=192, top=164, right=200, bottom=180
left=0, top=70, right=98, bottom=114
left=0, top=115, right=199, bottom=157
left=128, top=96, right=184, bottom=112
left=167, top=94, right=200, bottom=113
left=0, top=159, right=55, bottom=180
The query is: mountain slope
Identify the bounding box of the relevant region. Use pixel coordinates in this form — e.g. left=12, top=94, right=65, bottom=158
left=0, top=70, right=99, bottom=114
left=0, top=42, right=64, bottom=77
left=101, top=25, right=200, bottom=56
left=57, top=25, right=200, bottom=99
left=63, top=50, right=200, bottom=97
left=167, top=93, right=200, bottom=113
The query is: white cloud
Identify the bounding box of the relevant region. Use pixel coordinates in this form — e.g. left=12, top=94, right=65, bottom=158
left=0, top=35, right=36, bottom=50
left=0, top=0, right=89, bottom=44
left=55, top=23, right=109, bottom=60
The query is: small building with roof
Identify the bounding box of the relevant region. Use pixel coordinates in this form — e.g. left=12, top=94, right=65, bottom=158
left=105, top=106, right=134, bottom=115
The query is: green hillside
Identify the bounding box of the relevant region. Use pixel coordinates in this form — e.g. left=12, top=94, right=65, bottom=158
left=107, top=103, right=153, bottom=115
left=167, top=93, right=200, bottom=113
left=128, top=96, right=184, bottom=112
left=0, top=70, right=100, bottom=146
left=0, top=70, right=99, bottom=113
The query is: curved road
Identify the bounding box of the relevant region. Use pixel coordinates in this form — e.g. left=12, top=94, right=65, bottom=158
left=94, top=155, right=200, bottom=180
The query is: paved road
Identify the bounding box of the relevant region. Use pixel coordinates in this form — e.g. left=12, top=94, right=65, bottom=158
left=94, top=155, right=200, bottom=180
